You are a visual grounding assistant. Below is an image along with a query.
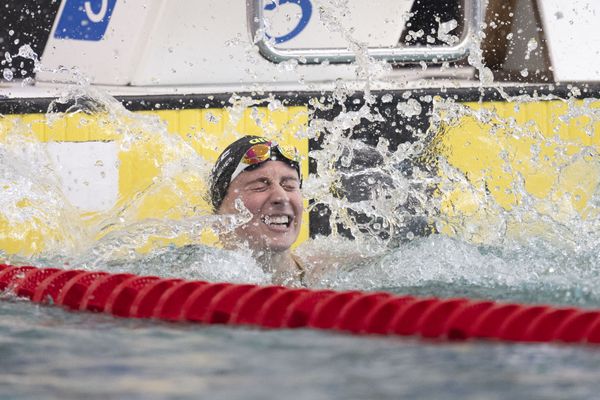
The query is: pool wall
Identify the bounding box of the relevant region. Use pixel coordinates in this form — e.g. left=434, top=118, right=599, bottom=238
left=2, top=85, right=600, bottom=254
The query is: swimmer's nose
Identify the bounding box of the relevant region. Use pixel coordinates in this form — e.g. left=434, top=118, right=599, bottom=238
left=269, top=183, right=290, bottom=204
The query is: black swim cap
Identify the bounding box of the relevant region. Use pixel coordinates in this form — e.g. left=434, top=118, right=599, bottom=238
left=208, top=135, right=301, bottom=211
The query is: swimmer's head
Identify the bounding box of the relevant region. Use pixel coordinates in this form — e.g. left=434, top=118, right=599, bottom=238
left=209, top=135, right=302, bottom=212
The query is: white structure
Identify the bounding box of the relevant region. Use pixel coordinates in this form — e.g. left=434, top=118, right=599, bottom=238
left=39, top=0, right=414, bottom=86
left=538, top=0, right=600, bottom=81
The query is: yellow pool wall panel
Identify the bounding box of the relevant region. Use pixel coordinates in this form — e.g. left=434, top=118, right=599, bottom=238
left=0, top=106, right=309, bottom=256
left=437, top=99, right=600, bottom=242
left=3, top=96, right=599, bottom=255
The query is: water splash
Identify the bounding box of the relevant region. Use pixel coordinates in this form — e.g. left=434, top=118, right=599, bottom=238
left=1, top=48, right=259, bottom=283
left=2, top=11, right=600, bottom=309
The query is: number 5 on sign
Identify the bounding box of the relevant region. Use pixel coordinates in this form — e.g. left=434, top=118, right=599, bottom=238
left=54, top=0, right=117, bottom=41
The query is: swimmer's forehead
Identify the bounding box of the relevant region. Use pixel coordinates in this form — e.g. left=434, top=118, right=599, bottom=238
left=234, top=160, right=300, bottom=184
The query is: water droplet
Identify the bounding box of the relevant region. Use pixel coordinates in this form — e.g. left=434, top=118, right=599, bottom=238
left=527, top=38, right=538, bottom=52
left=278, top=58, right=299, bottom=72
left=205, top=112, right=221, bottom=124
left=437, top=18, right=459, bottom=45
left=18, top=45, right=38, bottom=61
left=267, top=99, right=283, bottom=111
left=396, top=99, right=422, bottom=118
left=3, top=68, right=13, bottom=81
left=525, top=38, right=538, bottom=60
left=21, top=77, right=34, bottom=86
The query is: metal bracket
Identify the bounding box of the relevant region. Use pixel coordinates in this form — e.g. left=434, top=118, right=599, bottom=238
left=248, top=0, right=483, bottom=64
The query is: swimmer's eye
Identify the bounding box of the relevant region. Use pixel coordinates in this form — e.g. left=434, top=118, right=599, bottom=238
left=248, top=182, right=270, bottom=191
left=281, top=180, right=301, bottom=191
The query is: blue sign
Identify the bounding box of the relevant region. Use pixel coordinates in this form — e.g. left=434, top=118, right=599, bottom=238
left=264, top=0, right=312, bottom=44
left=54, top=0, right=117, bottom=41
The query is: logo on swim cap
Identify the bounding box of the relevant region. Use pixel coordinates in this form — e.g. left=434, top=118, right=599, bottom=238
left=248, top=137, right=269, bottom=144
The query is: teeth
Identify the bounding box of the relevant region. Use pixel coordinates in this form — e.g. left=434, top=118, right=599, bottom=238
left=263, top=215, right=290, bottom=225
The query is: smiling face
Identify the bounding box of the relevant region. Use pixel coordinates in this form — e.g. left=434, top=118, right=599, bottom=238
left=217, top=160, right=303, bottom=253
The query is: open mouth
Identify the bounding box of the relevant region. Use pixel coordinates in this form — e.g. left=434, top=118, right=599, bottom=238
left=262, top=214, right=292, bottom=228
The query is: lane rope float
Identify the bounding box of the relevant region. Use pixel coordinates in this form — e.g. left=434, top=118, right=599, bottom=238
left=2, top=263, right=600, bottom=344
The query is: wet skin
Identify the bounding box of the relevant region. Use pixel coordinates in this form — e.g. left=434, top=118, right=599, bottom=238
left=218, top=160, right=303, bottom=253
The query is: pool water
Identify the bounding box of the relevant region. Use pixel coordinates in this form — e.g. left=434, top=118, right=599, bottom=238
left=3, top=232, right=600, bottom=399
left=2, top=293, right=600, bottom=400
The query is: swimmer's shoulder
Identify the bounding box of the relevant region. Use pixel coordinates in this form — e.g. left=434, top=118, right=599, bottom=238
left=290, top=253, right=308, bottom=287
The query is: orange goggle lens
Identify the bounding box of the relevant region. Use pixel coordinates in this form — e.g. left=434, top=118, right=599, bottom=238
left=277, top=144, right=300, bottom=163
left=241, top=142, right=300, bottom=165
left=241, top=143, right=273, bottom=164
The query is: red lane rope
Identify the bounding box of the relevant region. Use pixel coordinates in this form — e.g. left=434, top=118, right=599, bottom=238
left=1, top=263, right=599, bottom=344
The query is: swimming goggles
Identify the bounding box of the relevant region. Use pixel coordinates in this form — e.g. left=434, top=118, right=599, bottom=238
left=229, top=141, right=302, bottom=183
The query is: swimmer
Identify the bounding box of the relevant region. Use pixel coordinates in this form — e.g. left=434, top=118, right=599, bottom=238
left=209, top=135, right=306, bottom=286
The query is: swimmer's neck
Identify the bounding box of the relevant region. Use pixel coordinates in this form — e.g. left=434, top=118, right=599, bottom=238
left=253, top=249, right=296, bottom=275
left=254, top=248, right=304, bottom=286
left=221, top=239, right=301, bottom=285
left=220, top=238, right=295, bottom=272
